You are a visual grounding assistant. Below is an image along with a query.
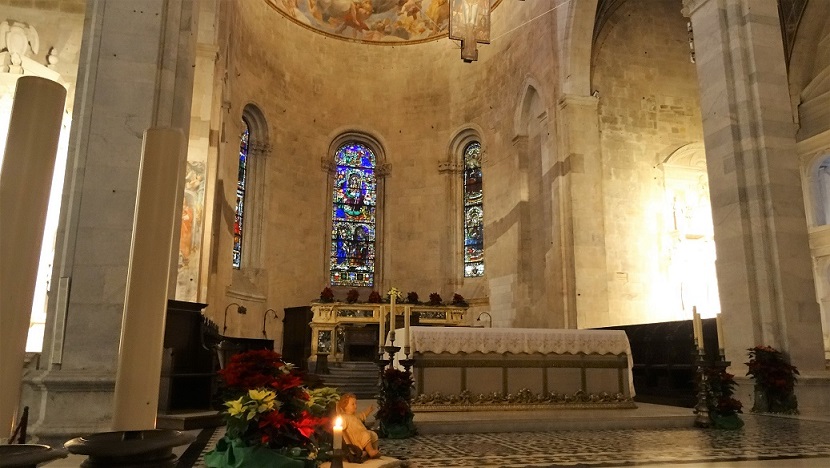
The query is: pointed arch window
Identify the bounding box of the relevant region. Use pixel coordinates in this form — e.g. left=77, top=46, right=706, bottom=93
left=330, top=142, right=377, bottom=287
left=463, top=141, right=484, bottom=277
left=233, top=119, right=249, bottom=269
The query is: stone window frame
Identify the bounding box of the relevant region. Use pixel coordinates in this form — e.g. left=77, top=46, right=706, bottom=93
left=236, top=103, right=270, bottom=270
left=322, top=131, right=388, bottom=292
left=443, top=126, right=487, bottom=282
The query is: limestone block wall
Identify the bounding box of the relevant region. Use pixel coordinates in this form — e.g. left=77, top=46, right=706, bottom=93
left=207, top=0, right=566, bottom=339
left=590, top=0, right=705, bottom=327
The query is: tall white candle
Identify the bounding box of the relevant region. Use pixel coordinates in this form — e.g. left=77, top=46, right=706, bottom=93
left=112, top=128, right=184, bottom=430
left=333, top=416, right=343, bottom=450
left=716, top=313, right=725, bottom=354
left=404, top=304, right=411, bottom=348
left=0, top=77, right=66, bottom=440
left=378, top=305, right=385, bottom=352
left=692, top=306, right=703, bottom=350
left=389, top=291, right=397, bottom=343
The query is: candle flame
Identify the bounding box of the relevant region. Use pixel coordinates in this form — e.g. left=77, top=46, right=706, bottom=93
left=334, top=415, right=343, bottom=429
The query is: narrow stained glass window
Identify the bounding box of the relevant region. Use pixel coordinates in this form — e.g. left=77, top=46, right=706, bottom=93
left=330, top=143, right=377, bottom=287
left=463, top=141, right=484, bottom=277
left=233, top=120, right=249, bottom=269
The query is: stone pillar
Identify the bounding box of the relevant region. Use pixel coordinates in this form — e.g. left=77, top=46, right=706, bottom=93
left=22, top=0, right=197, bottom=443
left=682, top=0, right=825, bottom=372
left=557, top=94, right=609, bottom=329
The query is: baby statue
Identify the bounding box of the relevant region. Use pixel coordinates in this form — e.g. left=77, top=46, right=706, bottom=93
left=336, top=393, right=380, bottom=459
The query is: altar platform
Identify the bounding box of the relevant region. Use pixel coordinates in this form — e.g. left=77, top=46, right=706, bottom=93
left=409, top=401, right=693, bottom=434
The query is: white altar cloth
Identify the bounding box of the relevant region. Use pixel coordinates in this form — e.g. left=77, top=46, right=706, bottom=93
left=400, top=326, right=631, bottom=357
left=391, top=326, right=635, bottom=397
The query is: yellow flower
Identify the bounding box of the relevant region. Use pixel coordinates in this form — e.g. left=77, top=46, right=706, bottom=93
left=248, top=389, right=278, bottom=413
left=225, top=397, right=246, bottom=417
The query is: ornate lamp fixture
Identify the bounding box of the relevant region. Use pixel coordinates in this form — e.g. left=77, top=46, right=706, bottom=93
left=261, top=308, right=282, bottom=338
left=449, top=0, right=492, bottom=62
left=222, top=302, right=247, bottom=334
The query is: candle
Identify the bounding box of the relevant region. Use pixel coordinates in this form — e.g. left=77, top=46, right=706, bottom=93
left=333, top=416, right=343, bottom=450
left=692, top=306, right=702, bottom=350
left=716, top=312, right=725, bottom=354
left=378, top=305, right=385, bottom=353
left=389, top=288, right=398, bottom=344
left=404, top=304, right=411, bottom=348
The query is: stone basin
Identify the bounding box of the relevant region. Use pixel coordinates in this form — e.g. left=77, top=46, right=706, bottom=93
left=0, top=444, right=68, bottom=468
left=64, top=429, right=195, bottom=468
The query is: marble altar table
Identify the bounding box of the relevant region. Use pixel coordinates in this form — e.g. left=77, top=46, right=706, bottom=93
left=395, top=326, right=636, bottom=411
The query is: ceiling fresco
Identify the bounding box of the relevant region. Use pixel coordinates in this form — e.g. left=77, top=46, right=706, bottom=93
left=265, top=0, right=501, bottom=45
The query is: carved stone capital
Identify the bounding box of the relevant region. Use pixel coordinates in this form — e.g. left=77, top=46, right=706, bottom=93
left=438, top=160, right=461, bottom=174
left=376, top=162, right=392, bottom=177
left=321, top=158, right=336, bottom=174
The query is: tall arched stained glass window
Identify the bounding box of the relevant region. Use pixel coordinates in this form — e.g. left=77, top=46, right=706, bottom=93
left=463, top=141, right=484, bottom=277
left=233, top=119, right=249, bottom=269
left=330, top=143, right=377, bottom=287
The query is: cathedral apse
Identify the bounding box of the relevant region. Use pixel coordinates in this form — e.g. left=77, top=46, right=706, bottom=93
left=266, top=0, right=501, bottom=44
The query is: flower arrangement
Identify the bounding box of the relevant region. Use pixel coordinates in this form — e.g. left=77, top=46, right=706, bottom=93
left=746, top=345, right=799, bottom=413
left=319, top=287, right=335, bottom=303
left=376, top=368, right=416, bottom=439
left=205, top=350, right=338, bottom=467
left=345, top=288, right=360, bottom=304
left=451, top=293, right=468, bottom=307
left=367, top=290, right=382, bottom=303
left=405, top=291, right=419, bottom=304
left=705, top=368, right=743, bottom=429
left=427, top=292, right=443, bottom=306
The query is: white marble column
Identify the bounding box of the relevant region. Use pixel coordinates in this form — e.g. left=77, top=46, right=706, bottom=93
left=22, top=0, right=197, bottom=442
left=683, top=0, right=825, bottom=372
left=0, top=77, right=66, bottom=441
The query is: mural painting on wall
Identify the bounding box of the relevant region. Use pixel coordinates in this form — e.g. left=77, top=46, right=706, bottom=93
left=266, top=0, right=501, bottom=44
left=177, top=160, right=206, bottom=301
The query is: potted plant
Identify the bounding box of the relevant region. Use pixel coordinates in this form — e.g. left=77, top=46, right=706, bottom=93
left=427, top=292, right=443, bottom=306
left=345, top=288, right=359, bottom=304
left=405, top=291, right=419, bottom=304
left=204, top=350, right=338, bottom=467
left=451, top=293, right=468, bottom=307
left=376, top=368, right=416, bottom=439
left=746, top=345, right=799, bottom=414
left=705, top=367, right=743, bottom=429
left=318, top=287, right=335, bottom=303
left=367, top=290, right=382, bottom=303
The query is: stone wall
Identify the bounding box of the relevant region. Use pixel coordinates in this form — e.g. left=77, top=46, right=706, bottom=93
left=591, top=0, right=705, bottom=327
left=207, top=0, right=566, bottom=338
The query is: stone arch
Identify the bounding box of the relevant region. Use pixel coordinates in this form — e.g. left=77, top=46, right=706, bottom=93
left=560, top=0, right=598, bottom=96
left=514, top=76, right=547, bottom=139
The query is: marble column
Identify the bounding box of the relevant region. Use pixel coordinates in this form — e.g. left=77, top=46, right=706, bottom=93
left=556, top=94, right=609, bottom=329
left=21, top=0, right=197, bottom=443
left=682, top=0, right=825, bottom=371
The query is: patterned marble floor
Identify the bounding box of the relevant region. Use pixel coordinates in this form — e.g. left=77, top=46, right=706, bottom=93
left=180, top=414, right=830, bottom=467
left=377, top=415, right=830, bottom=468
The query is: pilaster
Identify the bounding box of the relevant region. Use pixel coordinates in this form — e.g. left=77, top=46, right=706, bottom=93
left=683, top=0, right=825, bottom=371
left=557, top=94, right=608, bottom=329
left=23, top=0, right=198, bottom=442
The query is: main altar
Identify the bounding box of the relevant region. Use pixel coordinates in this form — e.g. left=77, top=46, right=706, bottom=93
left=402, top=326, right=636, bottom=411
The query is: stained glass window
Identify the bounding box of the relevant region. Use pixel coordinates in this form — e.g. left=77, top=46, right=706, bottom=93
left=233, top=120, right=249, bottom=269
left=463, top=141, right=484, bottom=277
left=330, top=142, right=377, bottom=287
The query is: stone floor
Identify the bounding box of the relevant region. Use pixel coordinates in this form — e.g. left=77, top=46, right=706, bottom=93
left=47, top=409, right=830, bottom=467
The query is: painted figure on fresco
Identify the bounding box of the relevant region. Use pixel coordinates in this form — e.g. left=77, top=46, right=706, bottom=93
left=272, top=0, right=462, bottom=42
